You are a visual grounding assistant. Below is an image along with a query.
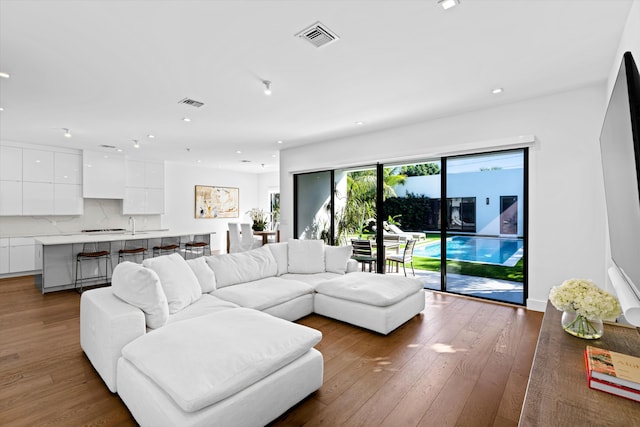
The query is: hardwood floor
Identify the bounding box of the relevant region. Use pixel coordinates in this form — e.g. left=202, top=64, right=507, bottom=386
left=0, top=275, right=543, bottom=427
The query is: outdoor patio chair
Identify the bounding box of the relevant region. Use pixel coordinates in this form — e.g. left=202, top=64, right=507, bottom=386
left=385, top=222, right=425, bottom=241
left=351, top=239, right=376, bottom=272
left=386, top=239, right=417, bottom=276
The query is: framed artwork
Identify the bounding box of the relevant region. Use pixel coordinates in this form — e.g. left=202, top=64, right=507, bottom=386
left=195, top=185, right=239, bottom=218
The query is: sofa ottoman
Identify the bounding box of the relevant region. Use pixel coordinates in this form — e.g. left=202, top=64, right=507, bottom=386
left=116, top=307, right=323, bottom=427
left=313, top=272, right=425, bottom=334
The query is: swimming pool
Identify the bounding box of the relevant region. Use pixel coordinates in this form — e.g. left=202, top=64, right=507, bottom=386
left=412, top=236, right=524, bottom=267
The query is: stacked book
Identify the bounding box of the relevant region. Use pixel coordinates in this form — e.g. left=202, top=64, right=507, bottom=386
left=584, top=345, right=640, bottom=402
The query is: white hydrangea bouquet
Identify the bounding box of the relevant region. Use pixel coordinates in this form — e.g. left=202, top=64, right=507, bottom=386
left=549, top=278, right=621, bottom=338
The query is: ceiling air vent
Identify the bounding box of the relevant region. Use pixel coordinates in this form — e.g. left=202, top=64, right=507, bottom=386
left=295, top=22, right=339, bottom=48
left=178, top=97, right=205, bottom=108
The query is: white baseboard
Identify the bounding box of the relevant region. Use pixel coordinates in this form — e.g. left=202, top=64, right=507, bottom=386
left=526, top=298, right=547, bottom=312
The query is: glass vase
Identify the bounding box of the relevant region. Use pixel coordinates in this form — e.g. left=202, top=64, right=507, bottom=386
left=561, top=311, right=604, bottom=339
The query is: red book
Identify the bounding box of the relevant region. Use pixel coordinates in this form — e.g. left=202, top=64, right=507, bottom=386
left=584, top=346, right=640, bottom=402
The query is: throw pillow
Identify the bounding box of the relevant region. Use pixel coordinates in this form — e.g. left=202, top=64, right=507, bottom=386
left=287, top=239, right=325, bottom=274
left=111, top=261, right=169, bottom=329
left=186, top=257, right=217, bottom=293
left=143, top=253, right=202, bottom=314
left=265, top=242, right=288, bottom=276
left=325, top=245, right=353, bottom=274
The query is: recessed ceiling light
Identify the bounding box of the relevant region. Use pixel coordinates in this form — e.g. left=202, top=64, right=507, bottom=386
left=492, top=88, right=503, bottom=94
left=197, top=159, right=202, bottom=163
left=147, top=134, right=155, bottom=139
left=272, top=154, right=277, bottom=158
left=276, top=140, right=283, bottom=144
left=116, top=148, right=123, bottom=152
left=263, top=80, right=272, bottom=96
left=236, top=150, right=242, bottom=154
left=438, top=0, right=459, bottom=10
left=182, top=117, right=191, bottom=122
left=355, top=121, right=364, bottom=125
left=0, top=107, right=4, bottom=112
left=0, top=72, right=10, bottom=79
left=133, top=140, right=140, bottom=148
left=62, top=128, right=72, bottom=138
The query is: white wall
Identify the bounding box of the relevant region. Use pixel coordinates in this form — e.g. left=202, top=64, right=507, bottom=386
left=163, top=162, right=260, bottom=253
left=257, top=171, right=279, bottom=214
left=280, top=85, right=607, bottom=311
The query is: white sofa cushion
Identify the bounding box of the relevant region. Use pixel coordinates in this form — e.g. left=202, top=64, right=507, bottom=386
left=324, top=245, right=353, bottom=274
left=143, top=253, right=202, bottom=314
left=186, top=257, right=216, bottom=293
left=281, top=272, right=345, bottom=288
left=315, top=272, right=424, bottom=307
left=111, top=261, right=169, bottom=329
left=212, top=277, right=314, bottom=311
left=167, top=294, right=238, bottom=325
left=287, top=239, right=325, bottom=274
left=121, top=308, right=322, bottom=413
left=205, top=246, right=277, bottom=288
left=265, top=242, right=288, bottom=276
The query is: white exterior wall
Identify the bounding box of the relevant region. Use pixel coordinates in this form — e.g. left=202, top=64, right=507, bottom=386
left=395, top=168, right=525, bottom=236
left=280, top=85, right=607, bottom=311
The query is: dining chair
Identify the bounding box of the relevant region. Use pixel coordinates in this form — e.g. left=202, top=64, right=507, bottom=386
left=240, top=223, right=263, bottom=250
left=228, top=223, right=243, bottom=253
left=350, top=239, right=376, bottom=272
left=386, top=239, right=416, bottom=276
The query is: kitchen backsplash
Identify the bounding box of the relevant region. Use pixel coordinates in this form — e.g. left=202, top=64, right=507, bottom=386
left=0, top=199, right=162, bottom=237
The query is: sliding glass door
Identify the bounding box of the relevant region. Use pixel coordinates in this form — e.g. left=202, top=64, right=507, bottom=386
left=292, top=148, right=527, bottom=305
left=445, top=150, right=525, bottom=304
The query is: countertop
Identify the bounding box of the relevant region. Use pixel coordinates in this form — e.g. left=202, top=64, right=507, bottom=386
left=34, top=230, right=215, bottom=245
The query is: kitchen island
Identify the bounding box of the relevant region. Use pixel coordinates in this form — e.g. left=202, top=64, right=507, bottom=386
left=34, top=230, right=215, bottom=293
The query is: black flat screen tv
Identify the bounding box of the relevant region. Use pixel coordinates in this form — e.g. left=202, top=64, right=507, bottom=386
left=599, top=51, right=640, bottom=325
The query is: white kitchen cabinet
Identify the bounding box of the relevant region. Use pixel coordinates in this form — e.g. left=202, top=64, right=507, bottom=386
left=55, top=152, right=82, bottom=184
left=122, top=187, right=146, bottom=214
left=83, top=150, right=126, bottom=199
left=23, top=149, right=54, bottom=183
left=0, top=146, right=22, bottom=180
left=0, top=180, right=22, bottom=215
left=23, top=182, right=54, bottom=215
left=122, top=160, right=164, bottom=214
left=125, top=160, right=146, bottom=187
left=54, top=183, right=83, bottom=215
left=9, top=237, right=37, bottom=273
left=0, top=238, right=9, bottom=274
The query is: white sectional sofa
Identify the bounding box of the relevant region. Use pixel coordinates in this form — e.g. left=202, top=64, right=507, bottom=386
left=80, top=239, right=425, bottom=427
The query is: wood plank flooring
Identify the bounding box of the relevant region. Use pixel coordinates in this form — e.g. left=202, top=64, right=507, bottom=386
left=0, top=275, right=542, bottom=427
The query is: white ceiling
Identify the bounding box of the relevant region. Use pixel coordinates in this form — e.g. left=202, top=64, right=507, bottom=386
left=0, top=0, right=633, bottom=173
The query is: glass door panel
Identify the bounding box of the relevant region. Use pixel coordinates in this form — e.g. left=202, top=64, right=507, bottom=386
left=445, top=150, right=525, bottom=304
left=294, top=171, right=332, bottom=241
left=383, top=161, right=441, bottom=287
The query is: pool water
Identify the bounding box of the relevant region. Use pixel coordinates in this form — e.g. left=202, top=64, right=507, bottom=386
left=413, top=236, right=524, bottom=266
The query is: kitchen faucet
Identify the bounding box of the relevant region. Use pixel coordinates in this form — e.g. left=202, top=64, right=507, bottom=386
left=128, top=216, right=136, bottom=235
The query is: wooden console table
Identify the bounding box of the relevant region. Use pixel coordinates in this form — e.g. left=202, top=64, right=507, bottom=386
left=520, top=301, right=640, bottom=426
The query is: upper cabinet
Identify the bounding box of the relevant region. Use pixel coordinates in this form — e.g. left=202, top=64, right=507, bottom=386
left=83, top=150, right=126, bottom=199
left=122, top=160, right=165, bottom=214
left=54, top=152, right=82, bottom=184
left=0, top=146, right=22, bottom=181
left=22, top=149, right=54, bottom=183
left=0, top=144, right=83, bottom=216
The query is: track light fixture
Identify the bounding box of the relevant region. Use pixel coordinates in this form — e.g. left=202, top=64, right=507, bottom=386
left=263, top=80, right=272, bottom=96
left=133, top=140, right=140, bottom=148
left=62, top=128, right=72, bottom=138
